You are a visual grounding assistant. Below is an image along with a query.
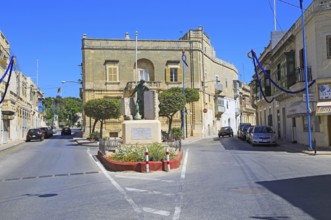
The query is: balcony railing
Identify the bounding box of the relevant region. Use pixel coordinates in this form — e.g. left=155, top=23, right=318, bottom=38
left=287, top=66, right=312, bottom=87
left=125, top=81, right=162, bottom=91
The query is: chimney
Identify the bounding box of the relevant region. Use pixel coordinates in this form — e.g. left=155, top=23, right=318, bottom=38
left=125, top=32, right=130, bottom=40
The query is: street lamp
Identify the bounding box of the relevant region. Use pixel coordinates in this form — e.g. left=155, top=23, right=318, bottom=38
left=61, top=79, right=82, bottom=97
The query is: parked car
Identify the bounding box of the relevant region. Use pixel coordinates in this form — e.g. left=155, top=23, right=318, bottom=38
left=218, top=126, right=234, bottom=138
left=246, top=126, right=255, bottom=143
left=250, top=126, right=277, bottom=146
left=26, top=128, right=44, bottom=142
left=61, top=127, right=71, bottom=136
left=39, top=127, right=53, bottom=138
left=238, top=124, right=251, bottom=140
left=237, top=123, right=251, bottom=137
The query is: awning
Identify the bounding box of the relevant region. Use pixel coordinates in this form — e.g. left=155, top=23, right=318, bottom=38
left=287, top=101, right=310, bottom=118
left=316, top=102, right=331, bottom=115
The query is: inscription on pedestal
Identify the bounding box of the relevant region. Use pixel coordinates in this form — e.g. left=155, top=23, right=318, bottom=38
left=131, top=128, right=153, bottom=140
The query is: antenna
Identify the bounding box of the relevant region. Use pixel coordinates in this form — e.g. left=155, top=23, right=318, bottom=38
left=36, top=59, right=39, bottom=87
left=274, top=0, right=277, bottom=31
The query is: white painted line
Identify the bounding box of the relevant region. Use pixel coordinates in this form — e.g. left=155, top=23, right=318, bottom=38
left=115, top=175, right=174, bottom=183
left=143, top=207, right=170, bottom=216
left=173, top=149, right=189, bottom=220
left=126, top=187, right=175, bottom=197
left=87, top=148, right=143, bottom=218
left=181, top=148, right=189, bottom=179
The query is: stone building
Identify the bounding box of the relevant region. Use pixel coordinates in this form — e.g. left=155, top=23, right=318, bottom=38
left=252, top=0, right=331, bottom=147
left=239, top=82, right=256, bottom=125
left=81, top=26, right=239, bottom=138
left=0, top=31, right=45, bottom=144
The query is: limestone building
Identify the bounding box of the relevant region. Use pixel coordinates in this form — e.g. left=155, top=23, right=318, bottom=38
left=81, top=27, right=239, bottom=138
left=252, top=0, right=331, bottom=147
left=0, top=31, right=45, bottom=144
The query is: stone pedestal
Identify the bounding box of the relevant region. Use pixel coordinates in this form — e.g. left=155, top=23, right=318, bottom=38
left=122, top=120, right=161, bottom=144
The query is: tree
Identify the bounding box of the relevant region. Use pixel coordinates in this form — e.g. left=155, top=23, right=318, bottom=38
left=159, top=88, right=186, bottom=136
left=83, top=98, right=121, bottom=138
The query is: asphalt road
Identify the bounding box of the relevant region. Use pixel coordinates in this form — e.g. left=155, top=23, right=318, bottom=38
left=1, top=133, right=331, bottom=219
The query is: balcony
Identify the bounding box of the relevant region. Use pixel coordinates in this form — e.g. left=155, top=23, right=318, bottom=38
left=235, top=108, right=241, bottom=117
left=215, top=83, right=223, bottom=94
left=287, top=66, right=312, bottom=88
left=1, top=100, right=15, bottom=116
left=215, top=97, right=225, bottom=116
left=125, top=81, right=162, bottom=92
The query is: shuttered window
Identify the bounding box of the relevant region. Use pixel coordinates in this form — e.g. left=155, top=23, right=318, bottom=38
left=106, top=64, right=118, bottom=82
left=165, top=66, right=182, bottom=83
left=327, top=35, right=331, bottom=59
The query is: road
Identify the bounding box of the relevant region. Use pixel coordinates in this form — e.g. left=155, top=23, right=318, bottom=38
left=0, top=132, right=331, bottom=219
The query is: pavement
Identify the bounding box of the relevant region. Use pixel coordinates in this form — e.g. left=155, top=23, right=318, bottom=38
left=1, top=135, right=330, bottom=156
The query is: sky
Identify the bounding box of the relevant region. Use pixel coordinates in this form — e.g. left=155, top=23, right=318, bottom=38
left=1, top=0, right=313, bottom=98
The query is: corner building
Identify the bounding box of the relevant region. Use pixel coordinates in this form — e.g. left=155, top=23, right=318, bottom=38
left=253, top=0, right=331, bottom=147
left=81, top=27, right=239, bottom=139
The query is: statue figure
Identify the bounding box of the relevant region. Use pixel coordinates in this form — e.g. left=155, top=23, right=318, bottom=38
left=131, top=79, right=150, bottom=119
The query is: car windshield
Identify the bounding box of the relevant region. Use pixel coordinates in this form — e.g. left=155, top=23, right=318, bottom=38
left=254, top=126, right=273, bottom=133
left=28, top=129, right=39, bottom=134
left=221, top=127, right=229, bottom=131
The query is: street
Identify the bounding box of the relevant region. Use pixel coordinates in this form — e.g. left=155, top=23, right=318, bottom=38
left=0, top=132, right=331, bottom=219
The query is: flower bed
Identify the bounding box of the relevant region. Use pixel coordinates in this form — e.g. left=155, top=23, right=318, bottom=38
left=97, top=150, right=183, bottom=172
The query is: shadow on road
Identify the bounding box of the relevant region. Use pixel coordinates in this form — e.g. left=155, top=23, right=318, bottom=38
left=257, top=174, right=331, bottom=220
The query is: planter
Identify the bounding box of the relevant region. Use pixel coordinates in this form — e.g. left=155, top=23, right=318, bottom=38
left=97, top=150, right=183, bottom=172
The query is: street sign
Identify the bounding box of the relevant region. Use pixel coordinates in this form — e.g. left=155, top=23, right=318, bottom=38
left=303, top=94, right=315, bottom=102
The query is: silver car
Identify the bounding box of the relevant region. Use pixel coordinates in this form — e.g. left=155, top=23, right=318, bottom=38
left=250, top=126, right=277, bottom=146
left=246, top=126, right=255, bottom=143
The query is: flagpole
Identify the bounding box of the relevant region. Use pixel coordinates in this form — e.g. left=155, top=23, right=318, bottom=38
left=300, top=0, right=312, bottom=151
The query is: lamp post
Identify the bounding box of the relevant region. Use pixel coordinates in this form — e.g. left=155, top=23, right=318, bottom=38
left=61, top=79, right=82, bottom=97
left=135, top=31, right=138, bottom=84
left=300, top=0, right=312, bottom=151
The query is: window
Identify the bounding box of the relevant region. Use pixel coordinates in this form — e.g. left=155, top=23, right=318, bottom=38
left=277, top=64, right=281, bottom=81
left=139, top=69, right=150, bottom=81
left=302, top=116, right=321, bottom=132
left=105, top=61, right=119, bottom=82
left=166, top=65, right=182, bottom=83
left=170, top=68, right=178, bottom=82
left=327, top=35, right=331, bottom=59
left=299, top=48, right=304, bottom=68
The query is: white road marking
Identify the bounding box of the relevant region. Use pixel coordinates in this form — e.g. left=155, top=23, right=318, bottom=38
left=87, top=148, right=143, bottom=219
left=143, top=207, right=170, bottom=216
left=173, top=148, right=189, bottom=220
left=115, top=175, right=174, bottom=183
left=125, top=187, right=175, bottom=197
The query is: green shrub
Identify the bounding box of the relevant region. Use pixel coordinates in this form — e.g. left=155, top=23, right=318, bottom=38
left=109, top=143, right=177, bottom=162
left=89, top=131, right=100, bottom=140
left=171, top=128, right=182, bottom=140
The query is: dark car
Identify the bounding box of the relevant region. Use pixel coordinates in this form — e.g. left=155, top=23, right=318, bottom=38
left=61, top=127, right=71, bottom=136
left=26, top=128, right=44, bottom=142
left=39, top=127, right=53, bottom=138
left=237, top=123, right=251, bottom=137
left=218, top=126, right=233, bottom=138
left=238, top=124, right=251, bottom=140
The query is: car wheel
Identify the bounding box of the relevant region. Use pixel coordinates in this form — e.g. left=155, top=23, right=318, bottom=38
left=26, top=139, right=30, bottom=142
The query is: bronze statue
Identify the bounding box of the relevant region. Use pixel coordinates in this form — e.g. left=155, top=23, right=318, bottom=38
left=131, top=80, right=149, bottom=119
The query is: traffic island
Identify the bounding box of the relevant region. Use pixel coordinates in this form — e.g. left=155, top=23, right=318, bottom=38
left=96, top=150, right=183, bottom=172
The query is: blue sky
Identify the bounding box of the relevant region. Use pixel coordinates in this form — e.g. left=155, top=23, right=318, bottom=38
left=1, top=0, right=312, bottom=98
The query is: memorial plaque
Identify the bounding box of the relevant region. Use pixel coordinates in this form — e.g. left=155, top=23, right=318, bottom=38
left=131, top=128, right=153, bottom=140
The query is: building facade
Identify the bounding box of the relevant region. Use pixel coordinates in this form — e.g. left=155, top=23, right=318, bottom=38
left=239, top=82, right=256, bottom=125
left=0, top=31, right=45, bottom=144
left=81, top=27, right=239, bottom=138
left=253, top=0, right=331, bottom=147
